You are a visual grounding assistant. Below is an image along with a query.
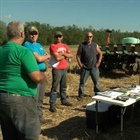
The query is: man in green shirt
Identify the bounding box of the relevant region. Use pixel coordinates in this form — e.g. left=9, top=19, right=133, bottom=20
left=0, top=21, right=46, bottom=140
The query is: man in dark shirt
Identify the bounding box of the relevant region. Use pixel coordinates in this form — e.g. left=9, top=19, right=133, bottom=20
left=76, top=32, right=102, bottom=100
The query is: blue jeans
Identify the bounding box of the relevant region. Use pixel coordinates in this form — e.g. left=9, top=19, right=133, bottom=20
left=0, top=91, right=40, bottom=140
left=49, top=69, right=67, bottom=105
left=78, top=67, right=100, bottom=98
left=35, top=74, right=47, bottom=121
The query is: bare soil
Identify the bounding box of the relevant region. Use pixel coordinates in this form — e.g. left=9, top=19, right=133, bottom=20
left=39, top=69, right=140, bottom=140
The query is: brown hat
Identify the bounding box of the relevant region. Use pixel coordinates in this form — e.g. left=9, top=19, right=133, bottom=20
left=27, top=26, right=38, bottom=34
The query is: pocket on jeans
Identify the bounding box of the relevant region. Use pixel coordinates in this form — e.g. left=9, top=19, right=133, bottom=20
left=0, top=92, right=9, bottom=101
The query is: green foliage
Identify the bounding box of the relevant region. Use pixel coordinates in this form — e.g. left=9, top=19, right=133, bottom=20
left=0, top=21, right=7, bottom=45
left=1, top=20, right=140, bottom=46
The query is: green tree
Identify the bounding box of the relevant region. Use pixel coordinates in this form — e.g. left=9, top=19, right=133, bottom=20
left=0, top=21, right=7, bottom=45
left=0, top=20, right=140, bottom=46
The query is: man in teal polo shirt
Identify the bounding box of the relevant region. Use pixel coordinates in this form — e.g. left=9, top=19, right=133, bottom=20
left=24, top=26, right=50, bottom=123
left=0, top=21, right=46, bottom=140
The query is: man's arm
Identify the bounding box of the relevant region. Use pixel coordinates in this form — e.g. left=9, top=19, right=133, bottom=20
left=22, top=49, right=47, bottom=83
left=24, top=42, right=50, bottom=63
left=76, top=47, right=83, bottom=68
left=52, top=52, right=65, bottom=61
left=33, top=52, right=50, bottom=62
left=62, top=50, right=73, bottom=58
left=96, top=44, right=102, bottom=67
left=29, top=71, right=46, bottom=83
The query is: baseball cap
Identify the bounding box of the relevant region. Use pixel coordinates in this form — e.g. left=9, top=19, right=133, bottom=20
left=27, top=26, right=38, bottom=34
left=54, top=31, right=63, bottom=36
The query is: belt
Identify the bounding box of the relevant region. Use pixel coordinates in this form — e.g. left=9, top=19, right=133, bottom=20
left=0, top=90, right=21, bottom=96
left=11, top=94, right=21, bottom=96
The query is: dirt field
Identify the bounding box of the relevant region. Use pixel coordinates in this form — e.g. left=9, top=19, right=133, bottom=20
left=1, top=47, right=140, bottom=140
left=38, top=47, right=140, bottom=140
left=39, top=70, right=140, bottom=140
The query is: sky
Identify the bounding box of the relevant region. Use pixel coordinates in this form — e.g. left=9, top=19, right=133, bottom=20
left=0, top=0, right=140, bottom=32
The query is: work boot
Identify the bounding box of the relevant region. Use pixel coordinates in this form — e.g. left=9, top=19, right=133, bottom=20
left=49, top=105, right=56, bottom=112
left=62, top=101, right=73, bottom=106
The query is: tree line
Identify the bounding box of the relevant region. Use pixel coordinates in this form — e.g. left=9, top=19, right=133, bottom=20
left=0, top=20, right=140, bottom=47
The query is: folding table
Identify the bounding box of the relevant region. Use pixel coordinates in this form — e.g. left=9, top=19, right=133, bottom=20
left=92, top=95, right=136, bottom=136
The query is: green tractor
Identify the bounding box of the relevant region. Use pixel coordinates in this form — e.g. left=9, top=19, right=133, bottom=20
left=100, top=37, right=140, bottom=74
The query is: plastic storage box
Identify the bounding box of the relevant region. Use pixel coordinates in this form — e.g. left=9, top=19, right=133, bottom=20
left=86, top=101, right=112, bottom=129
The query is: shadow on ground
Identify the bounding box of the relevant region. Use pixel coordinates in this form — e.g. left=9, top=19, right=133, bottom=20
left=42, top=116, right=91, bottom=140
left=41, top=103, right=140, bottom=140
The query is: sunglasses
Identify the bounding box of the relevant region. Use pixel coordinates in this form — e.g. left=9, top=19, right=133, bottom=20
left=55, top=35, right=62, bottom=38
left=29, top=32, right=38, bottom=35
left=87, top=36, right=92, bottom=38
